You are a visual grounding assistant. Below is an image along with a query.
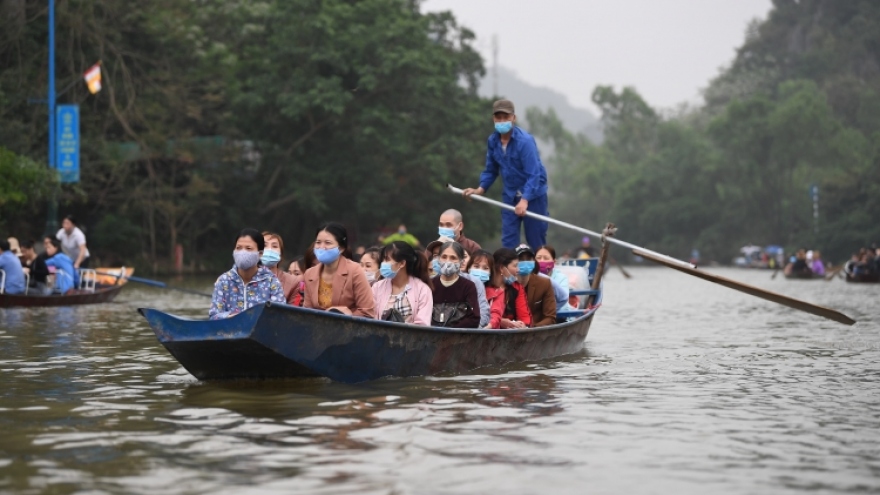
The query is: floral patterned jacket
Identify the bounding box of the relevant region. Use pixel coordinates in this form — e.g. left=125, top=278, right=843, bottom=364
left=209, top=266, right=285, bottom=320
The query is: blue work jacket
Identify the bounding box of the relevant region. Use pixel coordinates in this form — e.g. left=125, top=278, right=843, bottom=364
left=479, top=126, right=548, bottom=202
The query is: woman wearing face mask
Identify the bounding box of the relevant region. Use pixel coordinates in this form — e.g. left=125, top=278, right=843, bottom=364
left=481, top=248, right=531, bottom=329
left=426, top=237, right=489, bottom=326
left=466, top=250, right=502, bottom=328
left=303, top=222, right=374, bottom=318
left=42, top=236, right=76, bottom=294
left=514, top=244, right=557, bottom=327
left=209, top=228, right=285, bottom=320
left=262, top=231, right=297, bottom=304
left=370, top=241, right=433, bottom=325
left=359, top=247, right=383, bottom=286
left=535, top=245, right=576, bottom=313
left=430, top=241, right=481, bottom=328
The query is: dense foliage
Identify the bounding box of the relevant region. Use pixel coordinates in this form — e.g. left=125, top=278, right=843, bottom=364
left=530, top=0, right=880, bottom=263
left=2, top=0, right=878, bottom=269
left=1, top=0, right=498, bottom=271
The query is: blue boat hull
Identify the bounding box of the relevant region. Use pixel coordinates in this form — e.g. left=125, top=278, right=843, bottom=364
left=139, top=302, right=598, bottom=383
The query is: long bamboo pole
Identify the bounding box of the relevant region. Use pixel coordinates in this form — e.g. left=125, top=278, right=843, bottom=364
left=447, top=184, right=856, bottom=326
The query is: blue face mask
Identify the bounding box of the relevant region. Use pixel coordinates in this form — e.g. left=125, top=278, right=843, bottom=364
left=314, top=247, right=341, bottom=265
left=438, top=227, right=456, bottom=238
left=495, top=121, right=513, bottom=134
left=431, top=258, right=441, bottom=275
left=380, top=262, right=399, bottom=279
left=260, top=249, right=281, bottom=267
left=504, top=274, right=516, bottom=286
left=517, top=261, right=535, bottom=275
left=469, top=268, right=490, bottom=282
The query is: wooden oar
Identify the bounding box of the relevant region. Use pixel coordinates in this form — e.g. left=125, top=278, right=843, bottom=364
left=824, top=265, right=843, bottom=281
left=633, top=250, right=854, bottom=326
left=448, top=183, right=856, bottom=326
left=95, top=271, right=212, bottom=297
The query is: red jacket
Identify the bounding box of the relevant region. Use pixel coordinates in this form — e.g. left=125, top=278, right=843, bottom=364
left=484, top=282, right=531, bottom=328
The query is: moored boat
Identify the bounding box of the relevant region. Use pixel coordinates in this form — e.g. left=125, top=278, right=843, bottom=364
left=0, top=267, right=133, bottom=308
left=138, top=296, right=600, bottom=384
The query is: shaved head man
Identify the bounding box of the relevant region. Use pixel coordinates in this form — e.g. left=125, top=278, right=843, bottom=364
left=438, top=208, right=482, bottom=255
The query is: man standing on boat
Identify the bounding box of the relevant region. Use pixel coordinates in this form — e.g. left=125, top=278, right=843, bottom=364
left=462, top=99, right=549, bottom=250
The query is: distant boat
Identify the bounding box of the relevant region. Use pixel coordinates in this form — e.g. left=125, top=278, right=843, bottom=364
left=844, top=261, right=880, bottom=283
left=783, top=271, right=823, bottom=280
left=0, top=267, right=133, bottom=308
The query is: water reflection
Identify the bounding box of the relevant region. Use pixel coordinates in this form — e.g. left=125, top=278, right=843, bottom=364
left=0, top=270, right=878, bottom=494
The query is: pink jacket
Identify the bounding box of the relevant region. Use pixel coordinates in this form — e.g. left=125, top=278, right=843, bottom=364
left=371, top=276, right=433, bottom=326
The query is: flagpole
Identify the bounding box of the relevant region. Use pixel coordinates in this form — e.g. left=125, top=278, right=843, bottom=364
left=45, top=0, right=58, bottom=235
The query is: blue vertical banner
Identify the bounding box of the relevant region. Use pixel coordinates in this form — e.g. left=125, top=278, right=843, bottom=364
left=56, top=104, right=80, bottom=183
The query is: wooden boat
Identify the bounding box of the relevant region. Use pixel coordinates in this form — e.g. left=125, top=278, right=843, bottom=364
left=0, top=267, right=133, bottom=308
left=843, top=262, right=880, bottom=283
left=138, top=296, right=601, bottom=384
left=784, top=271, right=823, bottom=280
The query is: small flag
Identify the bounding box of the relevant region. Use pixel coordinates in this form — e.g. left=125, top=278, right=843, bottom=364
left=83, top=62, right=101, bottom=94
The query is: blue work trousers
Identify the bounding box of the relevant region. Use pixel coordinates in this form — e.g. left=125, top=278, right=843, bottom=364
left=501, top=194, right=549, bottom=250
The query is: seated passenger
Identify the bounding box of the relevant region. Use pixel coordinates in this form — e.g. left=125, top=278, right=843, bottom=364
left=287, top=256, right=305, bottom=278
left=371, top=241, right=433, bottom=325
left=0, top=238, right=26, bottom=295
left=427, top=236, right=489, bottom=326
left=43, top=237, right=76, bottom=294
left=303, top=222, right=374, bottom=317
left=810, top=250, right=825, bottom=276
left=262, top=231, right=297, bottom=304
left=784, top=249, right=812, bottom=276
left=438, top=208, right=482, bottom=255
left=515, top=244, right=557, bottom=327
left=481, top=248, right=531, bottom=328
left=430, top=241, right=481, bottom=328
left=359, top=246, right=382, bottom=286
left=209, top=228, right=285, bottom=320
left=535, top=245, right=576, bottom=312
left=20, top=240, right=50, bottom=294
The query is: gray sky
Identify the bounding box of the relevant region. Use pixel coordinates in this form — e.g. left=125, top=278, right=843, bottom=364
left=421, top=0, right=772, bottom=114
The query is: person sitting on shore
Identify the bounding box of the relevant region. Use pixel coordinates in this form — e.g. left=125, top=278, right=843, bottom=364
left=43, top=237, right=76, bottom=294
left=0, top=238, right=26, bottom=295
left=371, top=241, right=433, bottom=325
left=262, top=231, right=297, bottom=304
left=485, top=248, right=531, bottom=329
left=359, top=246, right=383, bottom=286
left=438, top=209, right=482, bottom=255
left=430, top=241, right=481, bottom=328
left=426, top=236, right=490, bottom=326
left=515, top=244, right=557, bottom=327
left=209, top=228, right=285, bottom=320
left=19, top=240, right=50, bottom=294
left=303, top=222, right=374, bottom=318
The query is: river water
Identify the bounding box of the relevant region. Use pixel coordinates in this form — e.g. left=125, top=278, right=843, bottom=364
left=0, top=268, right=877, bottom=494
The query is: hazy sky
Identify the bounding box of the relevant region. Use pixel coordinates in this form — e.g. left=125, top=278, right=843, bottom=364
left=421, top=0, right=772, bottom=114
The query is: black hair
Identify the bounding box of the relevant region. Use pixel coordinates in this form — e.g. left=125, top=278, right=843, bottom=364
left=493, top=247, right=523, bottom=317
left=362, top=246, right=382, bottom=266
left=43, top=236, right=62, bottom=250
left=537, top=245, right=557, bottom=260
left=382, top=241, right=432, bottom=288
left=63, top=214, right=77, bottom=226
left=467, top=249, right=496, bottom=287
left=0, top=239, right=8, bottom=252
left=236, top=228, right=265, bottom=251
left=20, top=240, right=35, bottom=250
left=316, top=222, right=351, bottom=259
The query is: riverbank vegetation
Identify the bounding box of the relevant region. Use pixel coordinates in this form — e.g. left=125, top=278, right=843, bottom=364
left=2, top=0, right=878, bottom=270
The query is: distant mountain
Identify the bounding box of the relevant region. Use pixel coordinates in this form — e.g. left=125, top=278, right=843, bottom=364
left=479, top=66, right=603, bottom=143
